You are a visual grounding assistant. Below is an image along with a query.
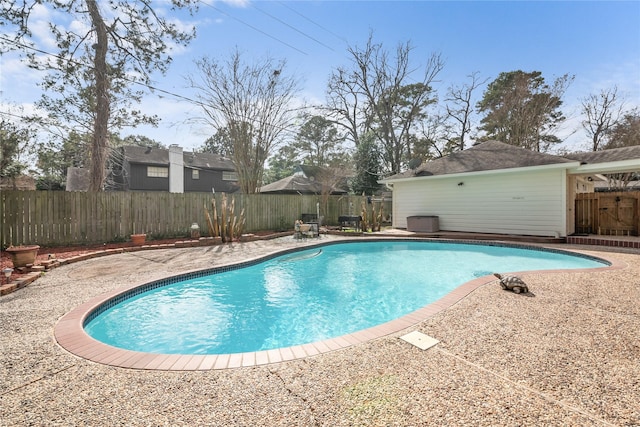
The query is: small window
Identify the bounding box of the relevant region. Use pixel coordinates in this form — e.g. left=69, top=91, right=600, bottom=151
left=223, top=171, right=238, bottom=181
left=192, top=169, right=200, bottom=180
left=147, top=166, right=168, bottom=178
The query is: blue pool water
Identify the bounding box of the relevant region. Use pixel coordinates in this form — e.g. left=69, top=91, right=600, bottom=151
left=85, top=241, right=607, bottom=355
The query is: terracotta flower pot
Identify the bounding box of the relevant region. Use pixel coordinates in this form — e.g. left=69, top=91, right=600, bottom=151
left=5, top=245, right=40, bottom=268
left=131, top=234, right=146, bottom=245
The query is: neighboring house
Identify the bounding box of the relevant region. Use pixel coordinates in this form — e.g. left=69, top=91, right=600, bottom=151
left=0, top=175, right=36, bottom=191
left=380, top=141, right=640, bottom=237
left=66, top=167, right=90, bottom=191
left=593, top=180, right=640, bottom=192
left=260, top=165, right=349, bottom=195
left=112, top=145, right=239, bottom=193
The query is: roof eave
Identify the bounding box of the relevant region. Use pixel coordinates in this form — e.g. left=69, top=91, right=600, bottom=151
left=568, top=158, right=640, bottom=175
left=127, top=160, right=168, bottom=166
left=380, top=161, right=580, bottom=184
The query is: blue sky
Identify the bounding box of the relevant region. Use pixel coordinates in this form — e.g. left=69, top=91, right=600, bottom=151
left=2, top=0, right=639, bottom=153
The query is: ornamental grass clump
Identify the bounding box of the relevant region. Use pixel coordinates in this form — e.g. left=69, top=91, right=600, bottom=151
left=204, top=193, right=245, bottom=243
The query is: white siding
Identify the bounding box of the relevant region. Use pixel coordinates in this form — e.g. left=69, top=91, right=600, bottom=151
left=391, top=168, right=568, bottom=237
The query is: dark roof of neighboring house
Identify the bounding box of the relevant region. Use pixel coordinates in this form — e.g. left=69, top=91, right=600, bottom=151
left=121, top=146, right=235, bottom=171
left=260, top=174, right=325, bottom=194
left=260, top=174, right=348, bottom=194
left=297, top=164, right=323, bottom=178
left=260, top=164, right=350, bottom=194
left=562, top=145, right=640, bottom=164
left=183, top=151, right=236, bottom=171
left=384, top=140, right=575, bottom=180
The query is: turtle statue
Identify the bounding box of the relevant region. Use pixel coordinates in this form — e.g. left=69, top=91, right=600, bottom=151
left=493, top=273, right=529, bottom=294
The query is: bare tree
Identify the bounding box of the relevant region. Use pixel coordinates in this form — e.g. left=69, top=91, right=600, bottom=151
left=601, top=109, right=640, bottom=190
left=605, top=109, right=640, bottom=149
left=581, top=86, right=625, bottom=151
left=325, top=33, right=444, bottom=174
left=415, top=113, right=455, bottom=159
left=325, top=68, right=368, bottom=147
left=187, top=50, right=300, bottom=193
left=315, top=164, right=351, bottom=218
left=445, top=71, right=488, bottom=151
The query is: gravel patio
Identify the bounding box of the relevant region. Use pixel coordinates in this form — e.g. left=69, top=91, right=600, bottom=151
left=1, top=235, right=639, bottom=426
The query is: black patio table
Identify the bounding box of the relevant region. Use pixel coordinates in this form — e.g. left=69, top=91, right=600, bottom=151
left=338, top=215, right=362, bottom=231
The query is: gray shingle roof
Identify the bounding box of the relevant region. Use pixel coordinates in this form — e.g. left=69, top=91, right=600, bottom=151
left=121, top=146, right=235, bottom=171
left=385, top=141, right=575, bottom=180
left=183, top=151, right=235, bottom=171
left=260, top=174, right=347, bottom=194
left=260, top=175, right=324, bottom=194
left=563, top=145, right=640, bottom=164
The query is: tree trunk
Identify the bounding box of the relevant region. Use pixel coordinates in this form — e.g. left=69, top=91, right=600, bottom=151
left=86, top=0, right=110, bottom=192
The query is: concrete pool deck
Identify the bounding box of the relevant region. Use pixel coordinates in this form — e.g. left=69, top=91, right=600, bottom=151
left=1, top=235, right=639, bottom=426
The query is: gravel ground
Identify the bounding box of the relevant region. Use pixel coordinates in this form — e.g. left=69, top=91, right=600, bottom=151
left=1, top=236, right=639, bottom=426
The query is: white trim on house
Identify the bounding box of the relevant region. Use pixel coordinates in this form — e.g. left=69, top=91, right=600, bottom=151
left=569, top=158, right=640, bottom=175
left=381, top=161, right=580, bottom=185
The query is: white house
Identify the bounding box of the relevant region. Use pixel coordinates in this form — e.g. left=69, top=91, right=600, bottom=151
left=380, top=141, right=640, bottom=237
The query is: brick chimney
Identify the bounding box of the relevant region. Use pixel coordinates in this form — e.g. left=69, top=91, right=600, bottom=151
left=168, top=144, right=184, bottom=193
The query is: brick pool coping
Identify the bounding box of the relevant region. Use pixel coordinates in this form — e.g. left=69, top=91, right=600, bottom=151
left=54, top=241, right=627, bottom=371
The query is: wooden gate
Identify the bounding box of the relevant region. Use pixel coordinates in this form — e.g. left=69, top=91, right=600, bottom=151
left=575, top=192, right=639, bottom=236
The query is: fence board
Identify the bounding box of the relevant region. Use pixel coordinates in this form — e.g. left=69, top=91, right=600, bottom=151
left=16, top=193, right=25, bottom=245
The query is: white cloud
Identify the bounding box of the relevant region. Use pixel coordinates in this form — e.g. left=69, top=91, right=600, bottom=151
left=0, top=54, right=45, bottom=105
left=28, top=3, right=59, bottom=50
left=1, top=55, right=34, bottom=79
left=68, top=18, right=91, bottom=40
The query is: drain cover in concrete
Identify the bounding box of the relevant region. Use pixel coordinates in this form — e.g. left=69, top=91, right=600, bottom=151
left=400, top=331, right=439, bottom=350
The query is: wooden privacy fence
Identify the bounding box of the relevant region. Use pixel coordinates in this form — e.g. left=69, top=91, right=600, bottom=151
left=1, top=191, right=391, bottom=247
left=575, top=192, right=639, bottom=236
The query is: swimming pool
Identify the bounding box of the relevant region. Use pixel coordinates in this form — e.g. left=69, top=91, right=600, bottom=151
left=82, top=240, right=608, bottom=356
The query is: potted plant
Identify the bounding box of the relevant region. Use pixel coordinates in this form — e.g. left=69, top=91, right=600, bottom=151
left=130, top=233, right=146, bottom=245
left=5, top=245, right=40, bottom=268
